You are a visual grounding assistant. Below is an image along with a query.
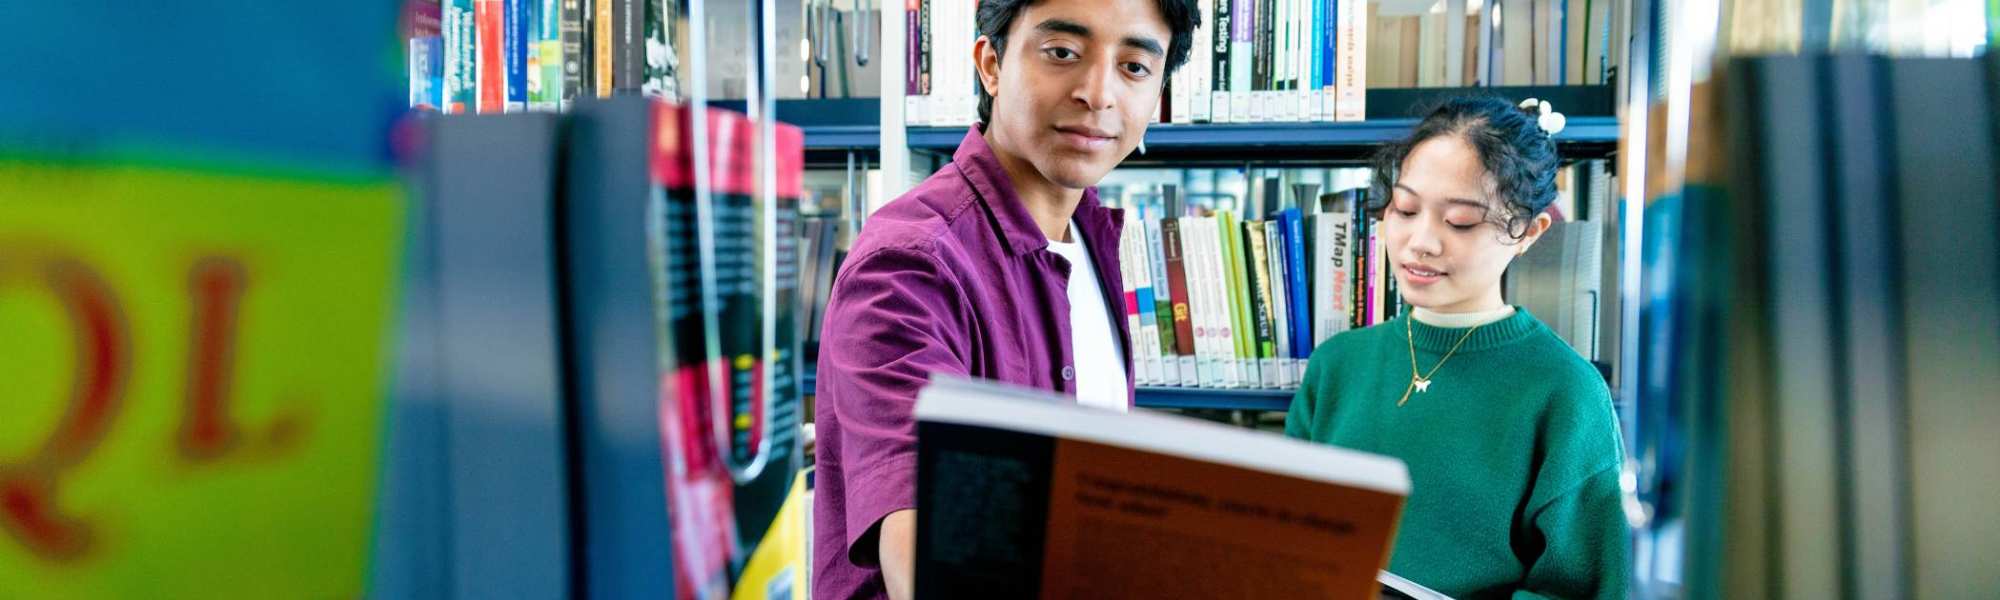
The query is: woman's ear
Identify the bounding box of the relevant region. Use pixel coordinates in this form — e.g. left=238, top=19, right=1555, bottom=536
left=1515, top=211, right=1555, bottom=256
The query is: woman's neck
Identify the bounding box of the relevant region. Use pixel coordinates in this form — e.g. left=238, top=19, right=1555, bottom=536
left=1411, top=304, right=1516, bottom=328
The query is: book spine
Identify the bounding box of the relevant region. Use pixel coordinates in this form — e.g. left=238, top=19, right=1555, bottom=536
left=919, top=0, right=932, bottom=123
left=1119, top=215, right=1148, bottom=386
left=613, top=0, right=640, bottom=92
left=1204, top=217, right=1232, bottom=387
left=1312, top=0, right=1323, bottom=120
left=1189, top=0, right=1213, bottom=123
left=1245, top=222, right=1278, bottom=388
left=476, top=0, right=505, bottom=112
left=1351, top=194, right=1367, bottom=328
left=1220, top=211, right=1251, bottom=387
left=1283, top=210, right=1312, bottom=360
left=1203, top=215, right=1227, bottom=386
left=410, top=36, right=437, bottom=110
left=1335, top=0, right=1365, bottom=120
left=1324, top=0, right=1339, bottom=119
left=1263, top=220, right=1293, bottom=386
left=1253, top=0, right=1270, bottom=121
left=530, top=0, right=558, bottom=110
left=560, top=0, right=583, bottom=104
left=1313, top=196, right=1353, bottom=344
left=642, top=0, right=666, bottom=97
left=1146, top=214, right=1181, bottom=386
left=905, top=0, right=920, bottom=95
left=1368, top=218, right=1384, bottom=324
left=506, top=0, right=529, bottom=111
left=1163, top=218, right=1198, bottom=384
left=1134, top=214, right=1162, bottom=386
left=1230, top=0, right=1252, bottom=121
left=1195, top=217, right=1224, bottom=386
left=445, top=0, right=474, bottom=113
left=594, top=0, right=612, bottom=96
left=1211, top=0, right=1232, bottom=123
left=1183, top=217, right=1211, bottom=385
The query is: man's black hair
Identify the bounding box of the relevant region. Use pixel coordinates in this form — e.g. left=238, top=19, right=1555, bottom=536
left=973, top=0, right=1202, bottom=124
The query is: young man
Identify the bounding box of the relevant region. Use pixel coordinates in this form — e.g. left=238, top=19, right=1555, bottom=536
left=812, top=0, right=1200, bottom=598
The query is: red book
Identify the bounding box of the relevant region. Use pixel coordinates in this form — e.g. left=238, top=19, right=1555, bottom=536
left=1162, top=218, right=1196, bottom=359
left=475, top=0, right=504, bottom=113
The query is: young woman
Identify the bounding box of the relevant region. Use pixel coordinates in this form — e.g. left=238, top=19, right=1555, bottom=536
left=1286, top=97, right=1628, bottom=599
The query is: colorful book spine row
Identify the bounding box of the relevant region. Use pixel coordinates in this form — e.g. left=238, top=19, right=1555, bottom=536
left=1116, top=187, right=1398, bottom=390
left=409, top=0, right=668, bottom=112
left=903, top=0, right=1368, bottom=126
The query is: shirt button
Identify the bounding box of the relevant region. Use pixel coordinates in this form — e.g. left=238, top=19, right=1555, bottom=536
left=1061, top=365, right=1075, bottom=381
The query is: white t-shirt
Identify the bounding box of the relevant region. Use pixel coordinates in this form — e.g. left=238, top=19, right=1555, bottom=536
left=1046, top=221, right=1129, bottom=412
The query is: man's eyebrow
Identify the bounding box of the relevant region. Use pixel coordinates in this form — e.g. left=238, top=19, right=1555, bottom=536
left=1034, top=18, right=1092, bottom=39
left=1122, top=35, right=1164, bottom=57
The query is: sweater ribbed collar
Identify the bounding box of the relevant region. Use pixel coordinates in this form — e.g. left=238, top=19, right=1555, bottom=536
left=1401, top=306, right=1543, bottom=353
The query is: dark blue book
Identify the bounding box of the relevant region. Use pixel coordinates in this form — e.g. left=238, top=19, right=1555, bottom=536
left=1280, top=207, right=1311, bottom=358
left=505, top=0, right=530, bottom=110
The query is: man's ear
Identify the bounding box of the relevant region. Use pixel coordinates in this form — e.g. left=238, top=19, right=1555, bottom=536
left=974, top=36, right=1002, bottom=107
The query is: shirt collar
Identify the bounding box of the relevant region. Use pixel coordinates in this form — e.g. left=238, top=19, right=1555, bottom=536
left=953, top=124, right=1120, bottom=257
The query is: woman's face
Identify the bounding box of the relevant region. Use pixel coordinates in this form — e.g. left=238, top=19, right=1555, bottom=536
left=1380, top=134, right=1550, bottom=314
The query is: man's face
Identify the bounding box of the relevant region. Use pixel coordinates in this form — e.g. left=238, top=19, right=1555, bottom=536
left=976, top=0, right=1171, bottom=190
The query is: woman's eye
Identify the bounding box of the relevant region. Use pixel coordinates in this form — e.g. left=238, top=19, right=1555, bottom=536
left=1395, top=209, right=1419, bottom=218
left=1449, top=221, right=1479, bottom=230
left=1045, top=47, right=1078, bottom=61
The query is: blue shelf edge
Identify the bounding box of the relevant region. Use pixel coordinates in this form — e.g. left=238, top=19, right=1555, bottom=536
left=804, top=116, right=1616, bottom=151
left=1135, top=386, right=1295, bottom=411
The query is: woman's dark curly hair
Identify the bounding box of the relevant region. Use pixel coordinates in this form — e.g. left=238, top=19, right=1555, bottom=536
left=1368, top=96, right=1560, bottom=241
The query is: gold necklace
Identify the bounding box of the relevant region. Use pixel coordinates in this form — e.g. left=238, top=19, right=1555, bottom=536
left=1397, top=315, right=1484, bottom=407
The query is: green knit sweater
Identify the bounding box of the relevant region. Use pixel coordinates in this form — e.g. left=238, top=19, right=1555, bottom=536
left=1285, top=308, right=1629, bottom=600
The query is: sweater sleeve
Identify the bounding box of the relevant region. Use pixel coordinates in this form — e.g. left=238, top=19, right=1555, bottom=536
left=1514, top=363, right=1630, bottom=600
left=1511, top=465, right=1630, bottom=600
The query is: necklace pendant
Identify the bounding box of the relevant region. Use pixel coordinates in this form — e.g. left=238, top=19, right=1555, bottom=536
left=1413, top=377, right=1432, bottom=393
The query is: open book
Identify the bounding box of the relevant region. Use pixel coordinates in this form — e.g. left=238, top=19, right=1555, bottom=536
left=911, top=376, right=1419, bottom=599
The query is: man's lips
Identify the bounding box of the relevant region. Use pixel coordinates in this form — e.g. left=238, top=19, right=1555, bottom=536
left=1054, top=125, right=1117, bottom=150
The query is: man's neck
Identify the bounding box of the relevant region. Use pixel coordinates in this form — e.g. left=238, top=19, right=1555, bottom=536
left=985, top=127, right=1085, bottom=242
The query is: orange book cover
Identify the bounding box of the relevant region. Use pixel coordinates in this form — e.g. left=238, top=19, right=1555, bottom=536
left=913, top=377, right=1410, bottom=599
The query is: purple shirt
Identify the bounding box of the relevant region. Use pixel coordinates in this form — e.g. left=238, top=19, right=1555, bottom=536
left=812, top=125, right=1133, bottom=599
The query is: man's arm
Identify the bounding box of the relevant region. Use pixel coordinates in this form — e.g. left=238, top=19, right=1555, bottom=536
left=819, top=245, right=970, bottom=594
left=878, top=509, right=917, bottom=600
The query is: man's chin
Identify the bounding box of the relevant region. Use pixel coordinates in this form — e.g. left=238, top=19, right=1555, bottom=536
left=1036, top=162, right=1116, bottom=191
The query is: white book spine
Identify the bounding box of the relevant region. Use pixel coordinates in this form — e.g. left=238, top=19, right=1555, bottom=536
left=1181, top=217, right=1206, bottom=386
left=1335, top=0, right=1366, bottom=120
left=1191, top=0, right=1214, bottom=123
left=1204, top=219, right=1233, bottom=388
left=1118, top=215, right=1148, bottom=386
left=1191, top=218, right=1219, bottom=387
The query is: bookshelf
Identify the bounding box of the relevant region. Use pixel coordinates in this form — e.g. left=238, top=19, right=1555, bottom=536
left=1135, top=386, right=1296, bottom=411
left=781, top=91, right=1622, bottom=156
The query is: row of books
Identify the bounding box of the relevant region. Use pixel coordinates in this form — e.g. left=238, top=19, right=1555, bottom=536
left=901, top=0, right=1619, bottom=127
left=902, top=0, right=1370, bottom=126
left=1366, top=0, right=1618, bottom=89
left=1114, top=184, right=1399, bottom=390
left=406, top=0, right=675, bottom=113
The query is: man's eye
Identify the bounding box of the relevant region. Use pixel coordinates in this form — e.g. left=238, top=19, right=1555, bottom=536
left=1123, top=62, right=1152, bottom=77
left=1045, top=47, right=1078, bottom=60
